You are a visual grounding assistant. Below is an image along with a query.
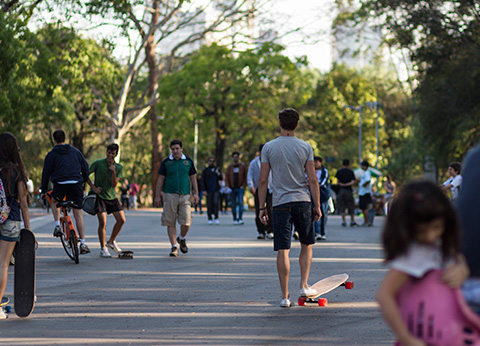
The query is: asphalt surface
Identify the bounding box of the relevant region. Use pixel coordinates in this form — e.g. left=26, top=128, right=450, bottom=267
left=0, top=208, right=394, bottom=345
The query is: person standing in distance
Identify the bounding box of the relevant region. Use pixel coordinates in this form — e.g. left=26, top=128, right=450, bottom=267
left=359, top=160, right=374, bottom=226
left=40, top=129, right=90, bottom=254
left=335, top=159, right=357, bottom=227
left=88, top=143, right=126, bottom=258
left=247, top=144, right=273, bottom=239
left=258, top=108, right=321, bottom=308
left=154, top=139, right=199, bottom=257
left=226, top=151, right=247, bottom=225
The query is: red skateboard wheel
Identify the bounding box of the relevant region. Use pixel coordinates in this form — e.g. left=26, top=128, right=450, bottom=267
left=345, top=281, right=354, bottom=289
left=318, top=298, right=328, bottom=307
left=298, top=297, right=306, bottom=306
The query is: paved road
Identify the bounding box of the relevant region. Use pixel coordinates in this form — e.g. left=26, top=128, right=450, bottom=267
left=1, top=208, right=394, bottom=345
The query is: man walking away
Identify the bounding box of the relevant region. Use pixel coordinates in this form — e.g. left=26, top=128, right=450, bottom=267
left=258, top=108, right=321, bottom=308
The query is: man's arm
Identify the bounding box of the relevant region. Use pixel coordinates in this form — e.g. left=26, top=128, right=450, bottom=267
left=154, top=175, right=165, bottom=207
left=247, top=162, right=256, bottom=194
left=306, top=160, right=321, bottom=222
left=189, top=174, right=199, bottom=205
left=258, top=162, right=271, bottom=225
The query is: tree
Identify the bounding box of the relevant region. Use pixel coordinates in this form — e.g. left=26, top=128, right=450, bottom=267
left=360, top=0, right=480, bottom=172
left=157, top=43, right=311, bottom=169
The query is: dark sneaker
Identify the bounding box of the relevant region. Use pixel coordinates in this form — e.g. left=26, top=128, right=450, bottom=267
left=170, top=246, right=179, bottom=257
left=53, top=225, right=62, bottom=237
left=80, top=243, right=91, bottom=254
left=177, top=237, right=188, bottom=254
left=341, top=222, right=347, bottom=227
left=257, top=234, right=266, bottom=239
left=350, top=222, right=358, bottom=227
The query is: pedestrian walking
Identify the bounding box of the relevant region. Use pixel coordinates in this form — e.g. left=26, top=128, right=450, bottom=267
left=377, top=180, right=469, bottom=345
left=383, top=174, right=396, bottom=215
left=247, top=144, right=273, bottom=239
left=201, top=156, right=222, bottom=225
left=226, top=151, right=247, bottom=225
left=0, top=132, right=31, bottom=320
left=154, top=139, right=199, bottom=257
left=258, top=108, right=321, bottom=308
left=88, top=143, right=126, bottom=258
left=314, top=156, right=329, bottom=240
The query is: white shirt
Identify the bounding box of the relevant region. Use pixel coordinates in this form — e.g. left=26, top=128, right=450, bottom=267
left=443, top=175, right=463, bottom=199
left=358, top=169, right=372, bottom=196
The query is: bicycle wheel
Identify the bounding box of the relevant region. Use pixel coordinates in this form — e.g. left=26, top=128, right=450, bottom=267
left=60, top=223, right=79, bottom=263
left=69, top=229, right=79, bottom=264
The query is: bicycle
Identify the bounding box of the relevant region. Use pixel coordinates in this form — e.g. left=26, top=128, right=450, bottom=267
left=45, top=192, right=80, bottom=264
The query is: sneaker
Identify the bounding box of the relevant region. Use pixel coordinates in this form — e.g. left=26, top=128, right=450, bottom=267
left=53, top=225, right=62, bottom=237
left=238, top=219, right=244, bottom=225
left=106, top=241, right=122, bottom=254
left=169, top=246, right=178, bottom=257
left=214, top=219, right=220, bottom=225
left=368, top=223, right=373, bottom=227
left=350, top=222, right=358, bottom=227
left=293, top=231, right=299, bottom=240
left=80, top=243, right=91, bottom=254
left=100, top=248, right=111, bottom=258
left=317, top=235, right=327, bottom=241
left=0, top=309, right=7, bottom=320
left=300, top=286, right=318, bottom=297
left=233, top=220, right=239, bottom=225
left=280, top=298, right=292, bottom=308
left=341, top=222, right=347, bottom=227
left=257, top=234, right=266, bottom=239
left=208, top=220, right=213, bottom=225
left=177, top=237, right=188, bottom=254
left=266, top=232, right=274, bottom=239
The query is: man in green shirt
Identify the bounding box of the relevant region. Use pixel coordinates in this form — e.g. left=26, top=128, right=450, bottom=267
left=89, top=143, right=126, bottom=258
left=154, top=139, right=199, bottom=257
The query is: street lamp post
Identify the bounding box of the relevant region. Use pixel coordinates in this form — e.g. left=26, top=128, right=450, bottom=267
left=344, top=104, right=363, bottom=165
left=366, top=101, right=383, bottom=170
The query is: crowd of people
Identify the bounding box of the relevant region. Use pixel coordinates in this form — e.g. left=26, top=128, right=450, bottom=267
left=1, top=106, right=479, bottom=326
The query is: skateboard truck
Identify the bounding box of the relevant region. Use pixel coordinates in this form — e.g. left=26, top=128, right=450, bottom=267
left=118, top=250, right=134, bottom=259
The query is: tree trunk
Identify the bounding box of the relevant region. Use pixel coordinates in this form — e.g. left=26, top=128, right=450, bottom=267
left=147, top=1, right=162, bottom=206
left=215, top=118, right=228, bottom=170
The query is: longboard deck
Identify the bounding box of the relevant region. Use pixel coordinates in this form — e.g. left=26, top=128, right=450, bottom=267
left=14, top=229, right=36, bottom=318
left=298, top=273, right=353, bottom=306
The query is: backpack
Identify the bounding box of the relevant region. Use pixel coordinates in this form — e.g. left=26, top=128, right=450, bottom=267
left=0, top=176, right=11, bottom=223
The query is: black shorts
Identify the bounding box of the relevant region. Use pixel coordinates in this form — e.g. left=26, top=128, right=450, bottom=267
left=96, top=197, right=123, bottom=215
left=51, top=182, right=84, bottom=209
left=359, top=194, right=372, bottom=211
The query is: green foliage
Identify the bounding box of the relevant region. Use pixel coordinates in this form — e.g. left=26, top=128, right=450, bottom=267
left=157, top=43, right=311, bottom=169
left=361, top=0, right=480, bottom=172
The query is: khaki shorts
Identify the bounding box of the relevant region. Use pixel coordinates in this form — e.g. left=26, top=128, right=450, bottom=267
left=161, top=193, right=192, bottom=227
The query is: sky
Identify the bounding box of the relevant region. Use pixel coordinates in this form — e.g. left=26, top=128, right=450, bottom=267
left=274, top=0, right=336, bottom=71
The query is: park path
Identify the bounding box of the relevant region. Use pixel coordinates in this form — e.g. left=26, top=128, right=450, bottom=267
left=0, top=208, right=393, bottom=345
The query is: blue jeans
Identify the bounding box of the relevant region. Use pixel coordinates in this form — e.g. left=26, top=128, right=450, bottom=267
left=314, top=201, right=329, bottom=236
left=273, top=202, right=314, bottom=250
left=230, top=188, right=244, bottom=221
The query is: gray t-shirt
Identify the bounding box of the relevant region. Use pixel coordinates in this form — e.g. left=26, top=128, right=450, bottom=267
left=261, top=136, right=313, bottom=207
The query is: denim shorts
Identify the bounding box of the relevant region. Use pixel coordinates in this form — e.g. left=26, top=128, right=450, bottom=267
left=0, top=220, right=22, bottom=242
left=272, top=202, right=315, bottom=250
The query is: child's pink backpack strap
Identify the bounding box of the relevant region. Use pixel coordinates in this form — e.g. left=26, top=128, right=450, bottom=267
left=395, top=269, right=480, bottom=346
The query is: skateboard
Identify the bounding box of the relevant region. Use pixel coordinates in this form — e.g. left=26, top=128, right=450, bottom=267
left=395, top=269, right=480, bottom=346
left=1, top=296, right=12, bottom=314
left=118, top=250, right=134, bottom=259
left=298, top=273, right=354, bottom=306
left=14, top=228, right=36, bottom=318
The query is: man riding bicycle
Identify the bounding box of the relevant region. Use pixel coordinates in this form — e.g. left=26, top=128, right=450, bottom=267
left=40, top=129, right=91, bottom=254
